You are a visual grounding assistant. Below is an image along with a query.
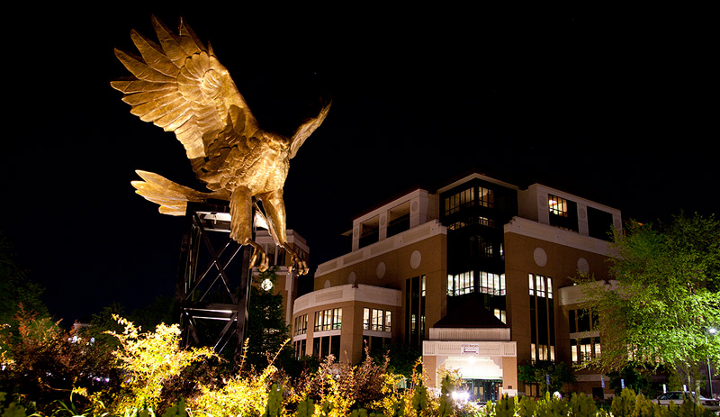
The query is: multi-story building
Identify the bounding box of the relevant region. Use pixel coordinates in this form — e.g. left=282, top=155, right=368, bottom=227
left=289, top=170, right=622, bottom=401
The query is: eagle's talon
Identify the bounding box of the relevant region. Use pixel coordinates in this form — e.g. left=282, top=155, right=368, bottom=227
left=248, top=242, right=268, bottom=272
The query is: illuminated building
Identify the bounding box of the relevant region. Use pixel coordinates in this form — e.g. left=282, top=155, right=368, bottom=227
left=290, top=170, right=621, bottom=399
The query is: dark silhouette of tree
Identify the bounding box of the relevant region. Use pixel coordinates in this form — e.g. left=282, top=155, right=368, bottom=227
left=243, top=267, right=292, bottom=372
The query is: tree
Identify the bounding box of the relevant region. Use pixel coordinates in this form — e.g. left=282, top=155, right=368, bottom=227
left=518, top=360, right=576, bottom=395
left=244, top=267, right=292, bottom=371
left=0, top=231, right=48, bottom=326
left=577, top=213, right=720, bottom=395
left=372, top=342, right=421, bottom=379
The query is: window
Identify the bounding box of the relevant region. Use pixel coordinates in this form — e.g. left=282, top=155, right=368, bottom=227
left=571, top=337, right=601, bottom=364
left=479, top=272, right=505, bottom=296
left=363, top=308, right=392, bottom=332
left=480, top=240, right=494, bottom=257
left=406, top=275, right=426, bottom=347
left=314, top=308, right=342, bottom=331
left=359, top=217, right=379, bottom=248
left=588, top=206, right=614, bottom=241
left=529, top=274, right=555, bottom=363
left=363, top=335, right=390, bottom=358
left=548, top=194, right=578, bottom=232
left=294, top=338, right=307, bottom=359
left=493, top=308, right=506, bottom=324
left=529, top=274, right=552, bottom=299
left=294, top=314, right=308, bottom=335
left=478, top=186, right=494, bottom=208
left=569, top=308, right=600, bottom=364
left=444, top=187, right=475, bottom=215
left=447, top=221, right=467, bottom=230
left=387, top=212, right=410, bottom=237
left=447, top=271, right=474, bottom=296
left=313, top=335, right=341, bottom=361
left=569, top=308, right=597, bottom=333
left=548, top=195, right=568, bottom=217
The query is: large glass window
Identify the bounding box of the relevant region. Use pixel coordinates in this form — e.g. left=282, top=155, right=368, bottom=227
left=478, top=186, right=494, bottom=208
left=447, top=271, right=474, bottom=296
left=548, top=195, right=568, bottom=217
left=529, top=274, right=555, bottom=362
left=569, top=308, right=600, bottom=364
left=313, top=335, right=341, bottom=361
left=314, top=308, right=342, bottom=331
left=548, top=194, right=578, bottom=232
left=529, top=274, right=552, bottom=299
left=406, top=275, right=426, bottom=347
left=363, top=308, right=392, bottom=332
left=479, top=272, right=505, bottom=296
left=571, top=337, right=601, bottom=364
left=588, top=206, right=614, bottom=241
left=294, top=314, right=308, bottom=335
left=294, top=339, right=306, bottom=359
left=444, top=187, right=475, bottom=215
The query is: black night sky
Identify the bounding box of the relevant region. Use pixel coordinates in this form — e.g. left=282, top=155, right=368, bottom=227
left=2, top=4, right=717, bottom=325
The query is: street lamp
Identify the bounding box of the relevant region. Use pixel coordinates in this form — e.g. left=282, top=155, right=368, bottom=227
left=709, top=327, right=717, bottom=399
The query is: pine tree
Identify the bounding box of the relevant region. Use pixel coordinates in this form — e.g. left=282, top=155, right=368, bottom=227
left=244, top=267, right=292, bottom=371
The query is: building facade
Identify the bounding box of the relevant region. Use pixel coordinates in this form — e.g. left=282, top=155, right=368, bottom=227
left=289, top=171, right=622, bottom=400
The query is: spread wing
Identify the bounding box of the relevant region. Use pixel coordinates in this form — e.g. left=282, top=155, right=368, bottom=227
left=288, top=99, right=332, bottom=159
left=111, top=16, right=258, bottom=161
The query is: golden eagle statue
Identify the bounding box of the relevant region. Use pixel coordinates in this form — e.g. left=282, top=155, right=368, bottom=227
left=112, top=16, right=330, bottom=275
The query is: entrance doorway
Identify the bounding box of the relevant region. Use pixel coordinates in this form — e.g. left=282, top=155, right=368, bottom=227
left=461, top=378, right=503, bottom=402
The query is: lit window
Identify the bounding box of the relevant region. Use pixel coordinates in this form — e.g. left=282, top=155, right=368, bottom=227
left=479, top=272, right=505, bottom=296
left=372, top=309, right=383, bottom=331
left=447, top=221, right=467, bottom=230
left=294, top=314, right=308, bottom=335
left=548, top=194, right=568, bottom=217
left=333, top=308, right=342, bottom=330
left=364, top=308, right=392, bottom=332
left=530, top=274, right=552, bottom=299
left=547, top=277, right=553, bottom=299
left=493, top=308, right=507, bottom=324
left=548, top=194, right=578, bottom=232
left=314, top=308, right=342, bottom=331
left=478, top=186, right=494, bottom=208
left=444, top=187, right=475, bottom=215
left=529, top=274, right=535, bottom=296
left=536, top=275, right=546, bottom=298
left=448, top=271, right=474, bottom=296
left=531, top=343, right=536, bottom=362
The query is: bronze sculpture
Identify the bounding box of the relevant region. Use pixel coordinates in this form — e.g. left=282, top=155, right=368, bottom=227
left=112, top=16, right=329, bottom=275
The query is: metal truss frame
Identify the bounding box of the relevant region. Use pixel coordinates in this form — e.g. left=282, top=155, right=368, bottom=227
left=175, top=201, right=252, bottom=354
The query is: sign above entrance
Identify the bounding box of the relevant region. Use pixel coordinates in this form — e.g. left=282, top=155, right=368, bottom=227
left=461, top=344, right=480, bottom=355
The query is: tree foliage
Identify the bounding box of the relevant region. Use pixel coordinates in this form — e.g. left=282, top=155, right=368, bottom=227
left=518, top=360, right=576, bottom=395
left=105, top=315, right=215, bottom=413
left=577, top=213, right=720, bottom=376
left=0, top=232, right=48, bottom=326
left=244, top=268, right=292, bottom=372
left=0, top=306, right=121, bottom=412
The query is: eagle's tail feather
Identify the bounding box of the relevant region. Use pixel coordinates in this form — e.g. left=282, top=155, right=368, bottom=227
left=132, top=170, right=216, bottom=216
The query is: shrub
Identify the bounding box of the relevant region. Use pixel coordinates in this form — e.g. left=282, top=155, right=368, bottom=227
left=103, top=316, right=215, bottom=413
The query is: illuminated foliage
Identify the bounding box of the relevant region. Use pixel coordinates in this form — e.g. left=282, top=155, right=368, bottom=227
left=105, top=316, right=215, bottom=413
left=190, top=364, right=276, bottom=417
left=577, top=213, right=720, bottom=384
